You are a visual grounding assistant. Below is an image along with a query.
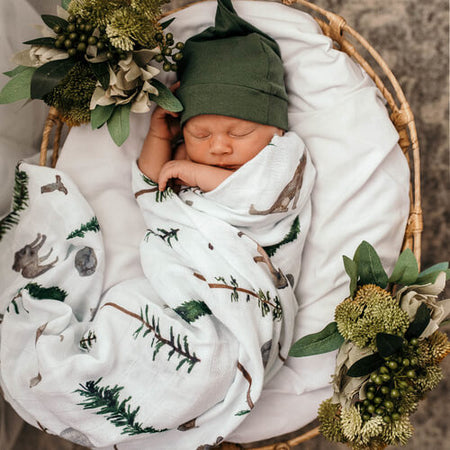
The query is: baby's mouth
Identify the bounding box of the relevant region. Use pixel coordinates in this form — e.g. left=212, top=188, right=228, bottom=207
left=214, top=163, right=240, bottom=170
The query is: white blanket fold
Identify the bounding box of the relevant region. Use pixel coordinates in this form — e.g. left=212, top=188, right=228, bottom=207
left=0, top=132, right=315, bottom=449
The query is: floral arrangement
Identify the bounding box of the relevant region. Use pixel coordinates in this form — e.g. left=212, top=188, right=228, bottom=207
left=0, top=0, right=183, bottom=146
left=290, top=241, right=450, bottom=449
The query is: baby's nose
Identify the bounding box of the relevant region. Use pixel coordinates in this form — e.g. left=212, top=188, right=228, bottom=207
left=210, top=135, right=232, bottom=154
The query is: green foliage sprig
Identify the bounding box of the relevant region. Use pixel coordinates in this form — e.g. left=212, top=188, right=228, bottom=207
left=0, top=0, right=183, bottom=146
left=0, top=165, right=29, bottom=239
left=67, top=216, right=100, bottom=239
left=289, top=241, right=450, bottom=449
left=133, top=304, right=201, bottom=373
left=173, top=300, right=212, bottom=324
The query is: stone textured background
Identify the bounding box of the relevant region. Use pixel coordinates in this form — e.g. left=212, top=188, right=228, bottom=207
left=5, top=0, right=449, bottom=449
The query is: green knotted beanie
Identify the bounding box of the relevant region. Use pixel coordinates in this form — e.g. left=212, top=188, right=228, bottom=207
left=176, top=0, right=289, bottom=130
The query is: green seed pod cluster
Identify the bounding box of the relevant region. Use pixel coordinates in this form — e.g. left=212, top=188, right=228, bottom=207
left=358, top=336, right=436, bottom=425
left=54, top=14, right=98, bottom=58
left=54, top=14, right=129, bottom=63
left=153, top=32, right=184, bottom=72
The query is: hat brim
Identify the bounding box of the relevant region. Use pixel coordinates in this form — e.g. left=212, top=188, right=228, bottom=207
left=177, top=83, right=289, bottom=130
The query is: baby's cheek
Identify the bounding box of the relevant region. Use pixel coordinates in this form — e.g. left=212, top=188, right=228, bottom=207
left=185, top=144, right=205, bottom=164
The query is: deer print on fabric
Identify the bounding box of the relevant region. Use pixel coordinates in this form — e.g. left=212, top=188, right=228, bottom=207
left=238, top=232, right=288, bottom=289
left=41, top=175, right=68, bottom=195
left=249, top=153, right=307, bottom=215
left=12, top=233, right=58, bottom=278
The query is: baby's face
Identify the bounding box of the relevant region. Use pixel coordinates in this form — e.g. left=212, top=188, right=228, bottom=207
left=183, top=114, right=283, bottom=170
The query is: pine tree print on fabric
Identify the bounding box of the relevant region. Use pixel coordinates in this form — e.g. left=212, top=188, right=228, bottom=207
left=173, top=300, right=212, bottom=323
left=195, top=274, right=283, bottom=321
left=0, top=166, right=29, bottom=240
left=134, top=304, right=200, bottom=372
left=257, top=289, right=283, bottom=320
left=79, top=330, right=97, bottom=351
left=75, top=378, right=168, bottom=435
left=67, top=217, right=100, bottom=239
left=102, top=302, right=201, bottom=373
left=7, top=299, right=21, bottom=315
left=24, top=282, right=68, bottom=301
left=7, top=282, right=67, bottom=314
left=263, top=215, right=300, bottom=257
left=134, top=174, right=173, bottom=202
left=145, top=227, right=179, bottom=247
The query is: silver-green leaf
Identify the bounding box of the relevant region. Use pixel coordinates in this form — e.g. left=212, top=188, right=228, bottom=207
left=107, top=103, right=131, bottom=146
left=416, top=262, right=450, bottom=285
left=4, top=66, right=30, bottom=78
left=149, top=79, right=183, bottom=112
left=388, top=248, right=419, bottom=285
left=289, top=322, right=344, bottom=357
left=0, top=67, right=35, bottom=103
left=343, top=255, right=358, bottom=297
left=354, top=241, right=388, bottom=288
left=91, top=104, right=115, bottom=129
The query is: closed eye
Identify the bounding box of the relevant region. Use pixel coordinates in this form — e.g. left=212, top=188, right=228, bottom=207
left=185, top=128, right=210, bottom=139
left=229, top=128, right=256, bottom=138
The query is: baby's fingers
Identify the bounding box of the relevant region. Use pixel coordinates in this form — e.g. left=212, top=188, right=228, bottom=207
left=158, top=161, right=177, bottom=191
left=170, top=81, right=180, bottom=92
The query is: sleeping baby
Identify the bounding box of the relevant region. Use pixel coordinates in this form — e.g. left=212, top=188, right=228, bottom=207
left=0, top=1, right=315, bottom=449
left=135, top=0, right=316, bottom=309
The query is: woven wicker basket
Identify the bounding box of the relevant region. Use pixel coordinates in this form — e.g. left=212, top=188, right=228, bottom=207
left=39, top=1, right=423, bottom=448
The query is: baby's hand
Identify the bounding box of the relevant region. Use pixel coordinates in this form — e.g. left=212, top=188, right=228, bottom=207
left=148, top=82, right=181, bottom=141
left=158, top=160, right=199, bottom=191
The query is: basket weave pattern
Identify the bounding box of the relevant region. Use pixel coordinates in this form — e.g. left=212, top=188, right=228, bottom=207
left=38, top=1, right=422, bottom=448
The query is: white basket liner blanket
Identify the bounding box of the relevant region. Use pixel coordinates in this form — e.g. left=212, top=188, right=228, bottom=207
left=0, top=0, right=410, bottom=447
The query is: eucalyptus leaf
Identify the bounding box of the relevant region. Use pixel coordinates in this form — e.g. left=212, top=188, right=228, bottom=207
left=416, top=262, right=450, bottom=285
left=90, top=62, right=110, bottom=90
left=61, top=0, right=71, bottom=10
left=107, top=103, right=131, bottom=146
left=405, top=303, right=431, bottom=339
left=41, top=14, right=68, bottom=31
left=161, top=18, right=175, bottom=30
left=23, top=37, right=56, bottom=46
left=343, top=255, right=358, bottom=297
left=0, top=67, right=35, bottom=103
left=416, top=269, right=450, bottom=285
left=388, top=248, right=419, bottom=285
left=376, top=333, right=404, bottom=358
left=4, top=66, right=29, bottom=78
left=289, top=322, right=344, bottom=357
left=149, top=79, right=183, bottom=112
left=347, top=352, right=384, bottom=377
left=91, top=104, right=115, bottom=129
left=30, top=58, right=76, bottom=99
left=354, top=241, right=388, bottom=288
left=419, top=262, right=449, bottom=276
